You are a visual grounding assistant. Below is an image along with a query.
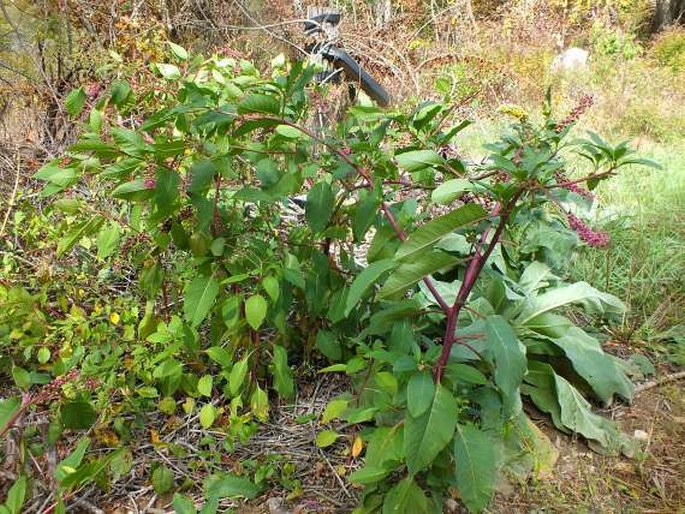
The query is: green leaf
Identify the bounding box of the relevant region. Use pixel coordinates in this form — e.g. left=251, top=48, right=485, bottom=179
left=0, top=397, right=21, bottom=433
left=11, top=366, right=31, bottom=390
left=453, top=424, right=497, bottom=513
left=275, top=124, right=306, bottom=139
left=173, top=494, right=197, bottom=514
left=205, top=346, right=232, bottom=369
left=35, top=165, right=78, bottom=187
left=238, top=94, right=280, bottom=115
left=61, top=401, right=97, bottom=430
left=65, top=87, right=87, bottom=118
left=431, top=179, right=473, bottom=205
left=199, top=404, right=216, bottom=429
left=198, top=375, right=213, bottom=397
left=183, top=276, right=220, bottom=328
left=404, top=383, right=459, bottom=475
left=348, top=465, right=390, bottom=485
left=262, top=276, right=280, bottom=303
left=5, top=475, right=28, bottom=514
left=315, top=330, right=341, bottom=361
left=379, top=250, right=459, bottom=300
left=315, top=429, right=339, bottom=448
left=152, top=466, right=174, bottom=495
left=484, top=316, right=527, bottom=418
left=270, top=345, right=294, bottom=399
left=57, top=215, right=105, bottom=256
left=111, top=80, right=132, bottom=107
left=57, top=437, right=91, bottom=482
left=395, top=204, right=486, bottom=261
left=517, top=282, right=625, bottom=325
left=250, top=384, right=269, bottom=422
left=406, top=372, right=435, bottom=418
left=305, top=182, right=335, bottom=233
left=245, top=294, right=268, bottom=330
left=345, top=259, right=396, bottom=316
left=204, top=473, right=261, bottom=500
left=395, top=149, right=444, bottom=173
left=545, top=327, right=633, bottom=403
left=111, top=180, right=153, bottom=201
left=321, top=398, right=349, bottom=423
left=382, top=476, right=430, bottom=514
left=168, top=42, right=189, bottom=60
left=229, top=357, right=249, bottom=396
left=155, top=63, right=181, bottom=79
left=96, top=223, right=122, bottom=259
left=111, top=127, right=147, bottom=157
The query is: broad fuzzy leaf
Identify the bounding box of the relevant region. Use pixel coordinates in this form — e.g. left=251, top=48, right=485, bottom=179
left=453, top=424, right=497, bottom=513
left=404, top=384, right=459, bottom=475
left=545, top=327, right=633, bottom=403
left=517, top=282, right=625, bottom=324
left=183, top=276, right=220, bottom=328
left=395, top=204, right=486, bottom=261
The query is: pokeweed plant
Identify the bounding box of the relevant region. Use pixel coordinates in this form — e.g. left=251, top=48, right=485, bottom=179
left=27, top=45, right=658, bottom=512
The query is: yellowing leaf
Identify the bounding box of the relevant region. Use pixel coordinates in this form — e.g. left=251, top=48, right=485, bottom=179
left=150, top=429, right=161, bottom=444
left=109, top=312, right=120, bottom=325
left=351, top=436, right=363, bottom=458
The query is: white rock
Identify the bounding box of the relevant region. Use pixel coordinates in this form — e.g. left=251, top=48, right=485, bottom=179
left=551, top=48, right=590, bottom=72
left=633, top=429, right=649, bottom=441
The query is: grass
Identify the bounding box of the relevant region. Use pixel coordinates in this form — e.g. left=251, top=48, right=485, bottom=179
left=571, top=139, right=685, bottom=344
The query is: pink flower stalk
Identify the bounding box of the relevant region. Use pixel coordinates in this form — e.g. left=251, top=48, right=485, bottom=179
left=555, top=94, right=594, bottom=132
left=555, top=171, right=594, bottom=200
left=566, top=212, right=609, bottom=247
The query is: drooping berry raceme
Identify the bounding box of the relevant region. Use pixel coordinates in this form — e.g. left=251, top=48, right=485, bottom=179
left=555, top=94, right=594, bottom=133
left=555, top=171, right=594, bottom=200
left=566, top=212, right=609, bottom=247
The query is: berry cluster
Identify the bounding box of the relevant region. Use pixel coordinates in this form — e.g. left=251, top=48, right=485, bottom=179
left=555, top=171, right=594, bottom=200
left=33, top=369, right=80, bottom=404
left=555, top=94, right=594, bottom=133
left=566, top=212, right=609, bottom=247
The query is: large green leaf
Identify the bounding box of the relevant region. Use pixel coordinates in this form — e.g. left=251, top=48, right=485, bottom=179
left=453, top=424, right=497, bottom=513
left=111, top=180, right=154, bottom=201
left=395, top=149, right=444, bottom=173
left=431, top=179, right=473, bottom=205
left=183, top=276, right=220, bottom=328
left=517, top=261, right=557, bottom=295
left=111, top=127, right=147, bottom=157
left=395, top=204, right=486, bottom=261
left=344, top=259, right=396, bottom=316
left=96, top=223, right=122, bottom=259
left=525, top=363, right=634, bottom=456
left=5, top=475, right=28, bottom=514
left=56, top=437, right=91, bottom=482
left=382, top=476, right=431, bottom=514
left=379, top=250, right=459, bottom=300
left=245, top=294, right=267, bottom=330
left=483, top=316, right=527, bottom=418
left=237, top=94, right=280, bottom=115
left=404, top=384, right=459, bottom=475
left=516, top=282, right=625, bottom=324
left=406, top=372, right=435, bottom=418
left=305, top=182, right=335, bottom=233
left=544, top=327, right=633, bottom=403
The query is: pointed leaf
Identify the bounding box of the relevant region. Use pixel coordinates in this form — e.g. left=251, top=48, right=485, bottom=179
left=229, top=357, right=249, bottom=396
left=204, top=473, right=261, bottom=500
left=396, top=149, right=444, bottom=173
left=345, top=259, right=396, bottom=316
left=404, top=384, right=459, bottom=474
left=453, top=424, right=497, bottom=513
left=270, top=345, right=294, bottom=399
left=183, top=276, right=220, bottom=328
left=406, top=372, right=435, bottom=418
left=379, top=250, right=459, bottom=300
left=65, top=87, right=87, bottom=118
left=396, top=204, right=485, bottom=261
left=382, top=476, right=430, bottom=514
left=305, top=182, right=335, bottom=233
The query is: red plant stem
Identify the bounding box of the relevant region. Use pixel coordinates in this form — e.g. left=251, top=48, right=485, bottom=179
left=434, top=190, right=522, bottom=382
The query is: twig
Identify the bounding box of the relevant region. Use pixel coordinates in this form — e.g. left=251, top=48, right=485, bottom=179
left=634, top=371, right=685, bottom=395
left=0, top=155, right=21, bottom=239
